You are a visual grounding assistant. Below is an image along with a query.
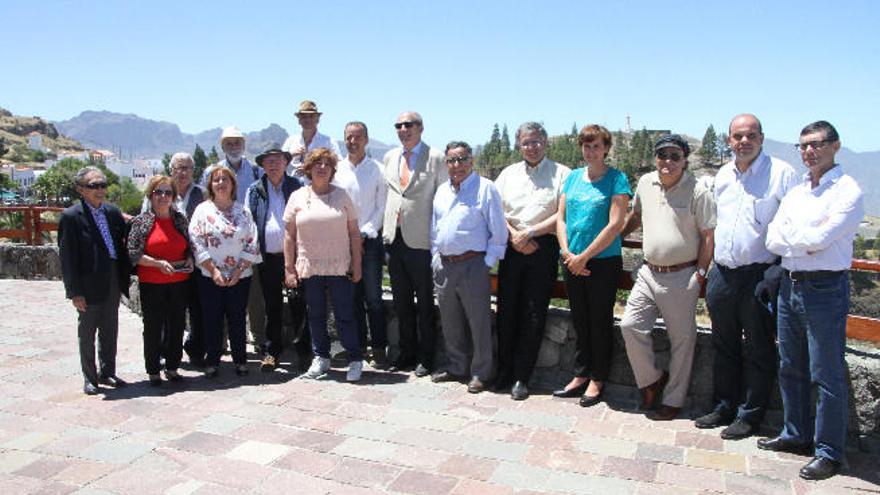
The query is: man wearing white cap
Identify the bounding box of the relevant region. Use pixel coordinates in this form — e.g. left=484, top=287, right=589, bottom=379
left=200, top=126, right=262, bottom=205
left=281, top=100, right=342, bottom=179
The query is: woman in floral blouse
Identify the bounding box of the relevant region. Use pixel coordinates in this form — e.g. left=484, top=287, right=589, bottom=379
left=189, top=166, right=261, bottom=378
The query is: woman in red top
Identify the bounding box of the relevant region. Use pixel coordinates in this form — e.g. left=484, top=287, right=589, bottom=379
left=127, top=175, right=194, bottom=386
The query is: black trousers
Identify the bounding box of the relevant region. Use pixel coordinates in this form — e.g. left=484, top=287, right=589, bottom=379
left=78, top=269, right=120, bottom=386
left=705, top=263, right=777, bottom=424
left=182, top=273, right=205, bottom=363
left=496, top=235, right=560, bottom=384
left=387, top=228, right=436, bottom=367
left=259, top=254, right=287, bottom=358
left=563, top=256, right=622, bottom=381
left=140, top=281, right=187, bottom=375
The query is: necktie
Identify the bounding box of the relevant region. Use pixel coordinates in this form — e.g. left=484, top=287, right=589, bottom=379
left=400, top=149, right=411, bottom=189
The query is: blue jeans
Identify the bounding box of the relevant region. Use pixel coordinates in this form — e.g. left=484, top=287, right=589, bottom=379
left=197, top=274, right=251, bottom=367
left=302, top=275, right=362, bottom=362
left=776, top=271, right=849, bottom=463
left=354, top=236, right=387, bottom=349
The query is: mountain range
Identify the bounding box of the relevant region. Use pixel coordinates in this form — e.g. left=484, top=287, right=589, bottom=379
left=53, top=110, right=878, bottom=214
left=54, top=110, right=393, bottom=162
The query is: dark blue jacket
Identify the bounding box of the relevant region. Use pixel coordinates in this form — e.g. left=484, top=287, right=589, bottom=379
left=246, top=175, right=302, bottom=255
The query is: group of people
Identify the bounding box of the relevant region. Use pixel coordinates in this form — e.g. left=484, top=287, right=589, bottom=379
left=58, top=101, right=864, bottom=481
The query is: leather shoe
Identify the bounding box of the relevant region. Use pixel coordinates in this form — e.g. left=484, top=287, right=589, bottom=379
left=98, top=375, right=127, bottom=388
left=799, top=456, right=840, bottom=480
left=694, top=410, right=734, bottom=429
left=388, top=357, right=416, bottom=372
left=647, top=405, right=680, bottom=421
left=511, top=381, right=529, bottom=401
left=552, top=381, right=588, bottom=398
left=467, top=376, right=485, bottom=394
left=579, top=390, right=604, bottom=408
left=720, top=418, right=756, bottom=440
left=639, top=371, right=668, bottom=411
left=431, top=370, right=459, bottom=383
left=414, top=363, right=430, bottom=377
left=756, top=436, right=813, bottom=455
left=83, top=381, right=99, bottom=395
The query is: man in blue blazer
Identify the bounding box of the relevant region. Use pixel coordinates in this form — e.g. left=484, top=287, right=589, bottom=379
left=58, top=166, right=131, bottom=395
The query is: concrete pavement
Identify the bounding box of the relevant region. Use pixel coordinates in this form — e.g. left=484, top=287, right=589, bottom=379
left=0, top=280, right=877, bottom=494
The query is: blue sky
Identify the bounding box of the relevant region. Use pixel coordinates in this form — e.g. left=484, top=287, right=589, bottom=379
left=2, top=0, right=878, bottom=152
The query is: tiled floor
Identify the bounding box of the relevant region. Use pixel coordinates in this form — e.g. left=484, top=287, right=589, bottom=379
left=0, top=280, right=877, bottom=494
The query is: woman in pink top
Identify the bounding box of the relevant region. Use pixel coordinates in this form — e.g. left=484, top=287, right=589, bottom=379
left=283, top=148, right=364, bottom=382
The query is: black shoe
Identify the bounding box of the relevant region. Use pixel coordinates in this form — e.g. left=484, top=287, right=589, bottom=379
left=579, top=390, right=604, bottom=408
left=431, top=371, right=458, bottom=383
left=414, top=363, right=430, bottom=377
left=694, top=410, right=734, bottom=429
left=388, top=358, right=416, bottom=373
left=511, top=381, right=529, bottom=401
left=235, top=365, right=249, bottom=376
left=187, top=355, right=206, bottom=368
left=370, top=348, right=390, bottom=370
left=757, top=436, right=813, bottom=455
left=720, top=418, right=756, bottom=440
left=148, top=374, right=163, bottom=387
left=799, top=457, right=841, bottom=480
left=552, top=381, right=589, bottom=398
left=83, top=381, right=99, bottom=395
left=467, top=376, right=485, bottom=394
left=98, top=375, right=128, bottom=388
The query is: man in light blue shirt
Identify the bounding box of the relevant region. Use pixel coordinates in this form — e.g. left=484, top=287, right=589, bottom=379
left=695, top=114, right=798, bottom=440
left=430, top=141, right=507, bottom=393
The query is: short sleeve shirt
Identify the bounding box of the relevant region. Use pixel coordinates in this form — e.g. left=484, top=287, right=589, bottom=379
left=561, top=167, right=632, bottom=258
left=494, top=158, right=571, bottom=230
left=283, top=185, right=357, bottom=278
left=634, top=171, right=716, bottom=266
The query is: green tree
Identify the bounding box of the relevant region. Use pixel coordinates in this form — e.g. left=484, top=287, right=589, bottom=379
left=854, top=234, right=868, bottom=259
left=0, top=171, right=17, bottom=191
left=32, top=158, right=122, bottom=207
left=699, top=125, right=719, bottom=165
left=106, top=177, right=144, bottom=216
left=208, top=146, right=220, bottom=165
left=193, top=144, right=208, bottom=184
left=717, top=132, right=732, bottom=163
left=162, top=153, right=172, bottom=176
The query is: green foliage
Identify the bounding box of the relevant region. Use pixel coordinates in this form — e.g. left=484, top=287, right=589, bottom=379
left=32, top=158, right=122, bottom=207
left=106, top=177, right=144, bottom=216
left=854, top=234, right=868, bottom=259
left=474, top=123, right=520, bottom=179
left=193, top=144, right=208, bottom=184
left=612, top=128, right=660, bottom=188
left=7, top=143, right=46, bottom=163
left=208, top=146, right=220, bottom=165
left=546, top=123, right=581, bottom=168
left=717, top=132, right=732, bottom=163
left=0, top=171, right=17, bottom=191
left=699, top=125, right=719, bottom=165
left=162, top=153, right=172, bottom=176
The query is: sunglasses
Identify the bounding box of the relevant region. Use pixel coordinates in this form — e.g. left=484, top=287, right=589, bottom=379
left=656, top=150, right=683, bottom=161
left=83, top=182, right=108, bottom=190
left=394, top=121, right=419, bottom=130
left=152, top=189, right=174, bottom=198
left=445, top=156, right=470, bottom=165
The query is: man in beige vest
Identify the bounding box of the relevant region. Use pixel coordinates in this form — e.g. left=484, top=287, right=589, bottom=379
left=383, top=111, right=448, bottom=376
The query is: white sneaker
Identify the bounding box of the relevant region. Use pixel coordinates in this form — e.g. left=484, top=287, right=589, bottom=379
left=346, top=361, right=363, bottom=382
left=304, top=356, right=331, bottom=379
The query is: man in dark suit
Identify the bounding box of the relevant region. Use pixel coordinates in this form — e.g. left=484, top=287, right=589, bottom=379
left=59, top=166, right=131, bottom=395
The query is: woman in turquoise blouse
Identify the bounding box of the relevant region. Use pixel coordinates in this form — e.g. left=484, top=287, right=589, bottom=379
left=554, top=124, right=632, bottom=407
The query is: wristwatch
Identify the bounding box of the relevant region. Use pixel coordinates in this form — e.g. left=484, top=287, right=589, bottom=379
left=697, top=267, right=707, bottom=278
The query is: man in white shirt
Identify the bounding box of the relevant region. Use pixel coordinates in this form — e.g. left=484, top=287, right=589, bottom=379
left=760, top=121, right=864, bottom=481
left=695, top=114, right=798, bottom=440
left=332, top=121, right=390, bottom=368
left=281, top=100, right=342, bottom=179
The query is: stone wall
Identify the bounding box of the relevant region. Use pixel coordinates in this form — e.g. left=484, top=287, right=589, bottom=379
left=3, top=244, right=878, bottom=452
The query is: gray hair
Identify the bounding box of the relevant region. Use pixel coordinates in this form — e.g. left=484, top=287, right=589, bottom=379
left=399, top=111, right=423, bottom=125
left=344, top=121, right=369, bottom=138
left=74, top=166, right=105, bottom=186
left=515, top=122, right=548, bottom=145
left=170, top=152, right=194, bottom=170
left=445, top=141, right=473, bottom=156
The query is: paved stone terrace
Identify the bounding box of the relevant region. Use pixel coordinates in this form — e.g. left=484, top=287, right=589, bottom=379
left=0, top=280, right=877, bottom=495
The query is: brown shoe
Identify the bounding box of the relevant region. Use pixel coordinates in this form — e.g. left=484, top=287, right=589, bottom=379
left=648, top=405, right=680, bottom=421
left=467, top=376, right=485, bottom=394
left=260, top=355, right=277, bottom=372
left=639, top=371, right=669, bottom=411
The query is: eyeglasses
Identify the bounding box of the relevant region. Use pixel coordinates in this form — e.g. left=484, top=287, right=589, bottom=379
left=445, top=156, right=470, bottom=165
left=656, top=150, right=683, bottom=161
left=152, top=189, right=174, bottom=198
left=520, top=140, right=545, bottom=149
left=83, top=182, right=108, bottom=190
left=796, top=140, right=834, bottom=151
left=173, top=165, right=193, bottom=172
left=394, top=121, right=419, bottom=130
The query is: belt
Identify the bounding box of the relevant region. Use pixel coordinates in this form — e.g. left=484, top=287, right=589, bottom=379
left=645, top=259, right=697, bottom=273
left=784, top=269, right=845, bottom=281
left=717, top=262, right=772, bottom=272
left=440, top=250, right=485, bottom=263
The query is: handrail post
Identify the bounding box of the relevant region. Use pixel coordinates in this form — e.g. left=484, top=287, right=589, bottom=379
left=23, top=208, right=33, bottom=245
left=33, top=207, right=43, bottom=246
